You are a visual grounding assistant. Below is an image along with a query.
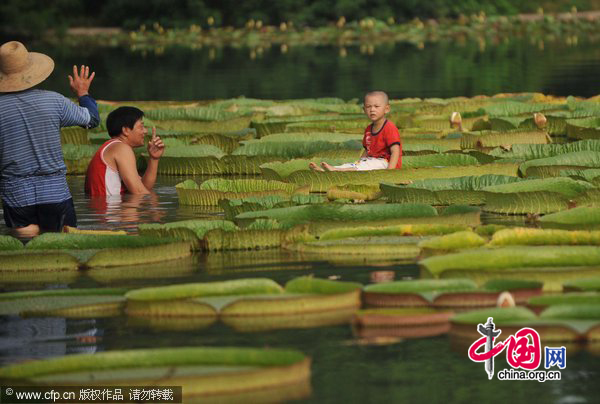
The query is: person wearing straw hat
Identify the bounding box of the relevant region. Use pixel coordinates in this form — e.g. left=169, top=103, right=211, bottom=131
left=0, top=41, right=100, bottom=238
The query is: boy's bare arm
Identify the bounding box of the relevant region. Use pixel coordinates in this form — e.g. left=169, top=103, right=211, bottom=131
left=113, top=144, right=150, bottom=194
left=387, top=144, right=401, bottom=169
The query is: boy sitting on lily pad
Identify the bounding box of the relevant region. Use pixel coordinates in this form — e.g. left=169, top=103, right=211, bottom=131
left=309, top=91, right=402, bottom=171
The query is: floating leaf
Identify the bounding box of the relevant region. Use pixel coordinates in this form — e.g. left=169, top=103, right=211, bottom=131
left=86, top=242, right=192, bottom=268
left=0, top=346, right=310, bottom=402
left=482, top=101, right=566, bottom=117
left=62, top=144, right=98, bottom=174
left=421, top=246, right=600, bottom=276
left=318, top=224, right=469, bottom=241
left=540, top=207, right=600, bottom=226
left=285, top=276, right=362, bottom=294
left=529, top=293, right=600, bottom=308
left=126, top=278, right=284, bottom=301
left=519, top=150, right=600, bottom=177
left=176, top=179, right=307, bottom=205
left=563, top=278, right=600, bottom=292
left=540, top=304, right=600, bottom=320
left=203, top=227, right=309, bottom=251
left=402, top=153, right=479, bottom=168
left=260, top=158, right=347, bottom=180
left=0, top=235, right=23, bottom=251
left=233, top=140, right=361, bottom=159
left=236, top=203, right=437, bottom=227
left=451, top=307, right=537, bottom=325
left=482, top=177, right=593, bottom=214
left=139, top=219, right=238, bottom=249
left=26, top=233, right=177, bottom=250
left=61, top=126, right=89, bottom=145
left=155, top=116, right=253, bottom=133
left=326, top=184, right=382, bottom=201
left=566, top=117, right=600, bottom=140
left=461, top=129, right=550, bottom=150
left=221, top=277, right=362, bottom=316
left=287, top=164, right=519, bottom=192
left=0, top=295, right=125, bottom=316
left=251, top=114, right=364, bottom=137
left=490, top=228, right=600, bottom=246
left=418, top=231, right=486, bottom=250
left=381, top=175, right=523, bottom=205
left=483, top=191, right=570, bottom=214
left=285, top=120, right=365, bottom=133
left=364, top=279, right=477, bottom=294
left=482, top=279, right=543, bottom=292
left=490, top=139, right=600, bottom=160
left=483, top=177, right=594, bottom=197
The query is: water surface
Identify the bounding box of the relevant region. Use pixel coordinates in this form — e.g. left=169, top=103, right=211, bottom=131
left=31, top=40, right=600, bottom=100
left=1, top=176, right=598, bottom=403
left=1, top=38, right=599, bottom=402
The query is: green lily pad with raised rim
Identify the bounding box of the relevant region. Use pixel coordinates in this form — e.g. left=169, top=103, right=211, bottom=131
left=563, top=278, right=600, bottom=292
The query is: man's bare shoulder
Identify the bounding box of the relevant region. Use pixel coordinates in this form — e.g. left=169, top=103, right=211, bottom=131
left=108, top=141, right=135, bottom=157
left=103, top=140, right=135, bottom=171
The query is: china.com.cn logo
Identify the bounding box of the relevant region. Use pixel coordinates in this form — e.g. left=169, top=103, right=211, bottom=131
left=468, top=317, right=566, bottom=382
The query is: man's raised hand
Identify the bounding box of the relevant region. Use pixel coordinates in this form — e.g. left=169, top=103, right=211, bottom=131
left=147, top=127, right=165, bottom=160
left=69, top=65, right=95, bottom=98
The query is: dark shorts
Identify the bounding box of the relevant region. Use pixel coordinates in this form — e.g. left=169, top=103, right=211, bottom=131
left=2, top=198, right=77, bottom=231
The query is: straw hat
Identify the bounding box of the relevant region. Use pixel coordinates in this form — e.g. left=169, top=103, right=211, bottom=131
left=0, top=41, right=54, bottom=92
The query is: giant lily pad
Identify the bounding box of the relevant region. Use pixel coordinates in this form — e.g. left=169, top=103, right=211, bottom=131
left=0, top=288, right=127, bottom=317
left=418, top=231, right=486, bottom=252
left=563, top=278, right=600, bottom=292
left=236, top=203, right=480, bottom=234
left=286, top=163, right=519, bottom=192
left=138, top=219, right=238, bottom=250
left=451, top=306, right=600, bottom=342
left=380, top=174, right=524, bottom=205
left=490, top=228, right=600, bottom=246
left=0, top=347, right=311, bottom=402
left=1, top=233, right=192, bottom=269
left=363, top=279, right=541, bottom=309
left=176, top=178, right=308, bottom=205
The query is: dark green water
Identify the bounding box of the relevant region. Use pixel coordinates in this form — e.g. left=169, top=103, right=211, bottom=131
left=1, top=39, right=600, bottom=402
left=1, top=177, right=599, bottom=403
left=29, top=40, right=600, bottom=100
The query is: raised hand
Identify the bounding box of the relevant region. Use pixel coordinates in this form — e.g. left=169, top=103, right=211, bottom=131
left=68, top=65, right=95, bottom=97
left=147, top=127, right=165, bottom=160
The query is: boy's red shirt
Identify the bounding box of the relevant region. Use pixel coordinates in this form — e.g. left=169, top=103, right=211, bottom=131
left=362, top=120, right=402, bottom=169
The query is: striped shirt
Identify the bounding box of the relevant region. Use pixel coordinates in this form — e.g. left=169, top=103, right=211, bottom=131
left=0, top=89, right=99, bottom=207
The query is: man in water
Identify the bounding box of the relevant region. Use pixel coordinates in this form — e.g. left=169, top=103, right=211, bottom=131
left=0, top=41, right=100, bottom=237
left=85, top=106, right=165, bottom=195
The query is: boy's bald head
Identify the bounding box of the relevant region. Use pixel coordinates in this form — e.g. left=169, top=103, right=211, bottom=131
left=365, top=91, right=389, bottom=105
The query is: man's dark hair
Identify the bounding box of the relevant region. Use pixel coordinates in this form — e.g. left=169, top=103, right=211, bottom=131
left=106, top=106, right=144, bottom=137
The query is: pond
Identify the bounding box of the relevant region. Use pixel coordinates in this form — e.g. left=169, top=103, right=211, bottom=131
left=2, top=178, right=599, bottom=402
left=29, top=39, right=600, bottom=100
left=1, top=39, right=599, bottom=403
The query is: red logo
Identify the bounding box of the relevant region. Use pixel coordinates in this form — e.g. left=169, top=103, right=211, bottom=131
left=468, top=317, right=541, bottom=379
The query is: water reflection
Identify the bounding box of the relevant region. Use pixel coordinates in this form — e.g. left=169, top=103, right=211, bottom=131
left=0, top=317, right=101, bottom=366
left=0, top=174, right=598, bottom=402
left=32, top=40, right=600, bottom=101
left=86, top=256, right=199, bottom=286
left=68, top=176, right=182, bottom=233
left=84, top=194, right=165, bottom=233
